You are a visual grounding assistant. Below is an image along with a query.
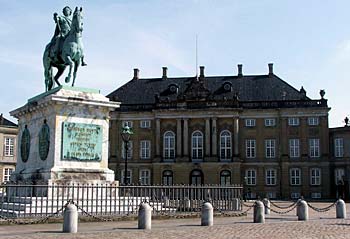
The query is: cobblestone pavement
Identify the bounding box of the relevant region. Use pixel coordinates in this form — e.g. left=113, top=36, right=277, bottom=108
left=1, top=202, right=350, bottom=239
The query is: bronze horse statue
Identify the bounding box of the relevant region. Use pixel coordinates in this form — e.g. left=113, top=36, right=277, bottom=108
left=43, top=7, right=85, bottom=91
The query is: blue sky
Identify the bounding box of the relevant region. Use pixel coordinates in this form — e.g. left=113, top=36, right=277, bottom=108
left=0, top=0, right=349, bottom=127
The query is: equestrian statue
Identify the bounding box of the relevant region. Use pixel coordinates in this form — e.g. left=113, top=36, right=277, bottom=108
left=43, top=6, right=87, bottom=91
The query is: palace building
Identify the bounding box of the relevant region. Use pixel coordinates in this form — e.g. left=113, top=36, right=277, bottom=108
left=0, top=114, right=18, bottom=184
left=329, top=122, right=350, bottom=199
left=107, top=63, right=332, bottom=199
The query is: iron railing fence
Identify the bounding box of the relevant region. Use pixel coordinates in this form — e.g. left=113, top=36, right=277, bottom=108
left=0, top=183, right=242, bottom=218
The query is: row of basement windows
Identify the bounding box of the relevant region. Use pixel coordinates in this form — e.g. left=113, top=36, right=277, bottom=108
left=121, top=168, right=334, bottom=186
left=121, top=132, right=321, bottom=159
left=123, top=117, right=320, bottom=130
left=121, top=169, right=234, bottom=185
left=245, top=168, right=322, bottom=186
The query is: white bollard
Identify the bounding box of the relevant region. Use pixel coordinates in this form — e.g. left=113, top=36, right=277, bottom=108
left=336, top=199, right=346, bottom=219
left=263, top=198, right=270, bottom=215
left=297, top=200, right=308, bottom=221
left=138, top=203, right=152, bottom=230
left=254, top=201, right=265, bottom=223
left=201, top=202, right=213, bottom=226
left=62, top=203, right=78, bottom=233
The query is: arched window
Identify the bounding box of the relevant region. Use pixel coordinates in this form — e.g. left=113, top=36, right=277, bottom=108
left=220, top=170, right=231, bottom=185
left=163, top=131, right=175, bottom=160
left=162, top=170, right=173, bottom=185
left=190, top=169, right=203, bottom=185
left=192, top=131, right=203, bottom=160
left=220, top=130, right=232, bottom=160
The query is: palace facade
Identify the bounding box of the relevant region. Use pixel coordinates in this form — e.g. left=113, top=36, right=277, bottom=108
left=107, top=64, right=333, bottom=199
left=329, top=124, right=350, bottom=199
left=0, top=114, right=18, bottom=184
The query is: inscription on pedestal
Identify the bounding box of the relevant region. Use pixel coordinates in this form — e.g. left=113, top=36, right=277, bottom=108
left=62, top=122, right=102, bottom=161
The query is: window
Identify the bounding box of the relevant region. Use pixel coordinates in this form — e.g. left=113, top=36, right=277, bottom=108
left=122, top=121, right=133, bottom=128
left=4, top=137, right=15, bottom=156
left=163, top=131, right=175, bottom=160
left=140, top=140, right=151, bottom=159
left=335, top=168, right=345, bottom=185
left=291, top=192, right=301, bottom=199
left=190, top=170, right=203, bottom=185
left=192, top=131, right=203, bottom=160
left=139, top=169, right=151, bottom=185
left=290, top=168, right=301, bottom=185
left=289, top=139, right=300, bottom=158
left=245, top=169, right=256, bottom=185
left=311, top=192, right=321, bottom=199
left=265, top=139, right=276, bottom=158
left=246, top=192, right=256, bottom=199
left=220, top=170, right=231, bottom=185
left=308, top=117, right=319, bottom=126
left=245, top=119, right=256, bottom=127
left=162, top=170, right=173, bottom=185
left=288, top=117, right=299, bottom=126
left=121, top=141, right=133, bottom=159
left=220, top=130, right=232, bottom=160
left=140, top=120, right=151, bottom=128
left=121, top=169, right=132, bottom=184
left=309, top=138, right=320, bottom=158
left=310, top=168, right=321, bottom=186
left=245, top=139, right=256, bottom=158
left=3, top=168, right=13, bottom=182
left=264, top=118, right=276, bottom=127
left=334, top=138, right=344, bottom=158
left=265, top=169, right=277, bottom=186
left=266, top=192, right=276, bottom=199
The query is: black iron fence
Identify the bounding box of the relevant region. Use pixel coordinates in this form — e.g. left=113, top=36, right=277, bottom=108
left=0, top=183, right=242, bottom=218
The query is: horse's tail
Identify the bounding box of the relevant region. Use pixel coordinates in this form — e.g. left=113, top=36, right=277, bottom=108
left=43, top=44, right=53, bottom=91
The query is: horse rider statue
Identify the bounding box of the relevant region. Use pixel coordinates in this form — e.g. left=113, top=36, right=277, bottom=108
left=43, top=6, right=86, bottom=92
left=50, top=6, right=87, bottom=66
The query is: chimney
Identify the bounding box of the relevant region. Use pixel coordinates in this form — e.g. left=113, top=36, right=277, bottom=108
left=268, top=63, right=274, bottom=75
left=0, top=113, right=3, bottom=125
left=133, top=68, right=139, bottom=80
left=199, top=66, right=205, bottom=78
left=237, top=64, right=243, bottom=77
left=162, top=67, right=168, bottom=80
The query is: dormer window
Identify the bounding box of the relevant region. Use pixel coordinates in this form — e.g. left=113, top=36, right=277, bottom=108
left=169, top=84, right=178, bottom=94
left=223, top=82, right=232, bottom=92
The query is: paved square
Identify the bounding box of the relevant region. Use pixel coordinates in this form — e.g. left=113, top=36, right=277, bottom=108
left=0, top=202, right=349, bottom=239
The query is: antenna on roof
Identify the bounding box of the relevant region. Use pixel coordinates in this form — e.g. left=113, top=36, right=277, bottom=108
left=196, top=34, right=198, bottom=77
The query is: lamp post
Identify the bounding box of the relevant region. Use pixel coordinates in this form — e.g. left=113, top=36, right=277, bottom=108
left=121, top=125, right=133, bottom=185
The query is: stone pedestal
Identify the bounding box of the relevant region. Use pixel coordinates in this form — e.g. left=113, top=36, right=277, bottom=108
left=10, top=86, right=120, bottom=185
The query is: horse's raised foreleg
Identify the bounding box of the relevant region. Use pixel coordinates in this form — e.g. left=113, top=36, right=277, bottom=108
left=64, top=55, right=74, bottom=84
left=72, top=59, right=80, bottom=87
